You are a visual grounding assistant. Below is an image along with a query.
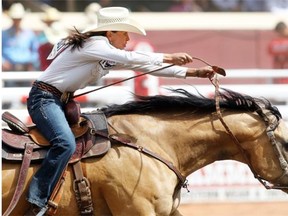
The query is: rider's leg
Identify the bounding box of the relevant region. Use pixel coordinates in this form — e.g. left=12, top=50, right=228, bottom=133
left=25, top=87, right=76, bottom=214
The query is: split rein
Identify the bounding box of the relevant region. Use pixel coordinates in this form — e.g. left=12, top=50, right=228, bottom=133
left=209, top=74, right=288, bottom=190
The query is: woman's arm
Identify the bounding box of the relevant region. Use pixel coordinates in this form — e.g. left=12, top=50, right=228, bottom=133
left=85, top=37, right=194, bottom=67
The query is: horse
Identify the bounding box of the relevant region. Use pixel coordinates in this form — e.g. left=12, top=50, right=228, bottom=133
left=2, top=88, right=288, bottom=216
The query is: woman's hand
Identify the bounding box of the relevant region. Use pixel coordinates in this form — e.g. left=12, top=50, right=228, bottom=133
left=186, top=66, right=215, bottom=78
left=163, top=53, right=193, bottom=65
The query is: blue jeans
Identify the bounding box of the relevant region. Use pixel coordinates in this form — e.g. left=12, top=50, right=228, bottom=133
left=27, top=86, right=76, bottom=208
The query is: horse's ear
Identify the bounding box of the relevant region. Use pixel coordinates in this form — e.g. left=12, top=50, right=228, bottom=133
left=64, top=100, right=81, bottom=125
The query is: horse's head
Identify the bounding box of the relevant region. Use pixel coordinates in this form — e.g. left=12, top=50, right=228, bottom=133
left=247, top=96, right=288, bottom=193
left=193, top=88, right=288, bottom=194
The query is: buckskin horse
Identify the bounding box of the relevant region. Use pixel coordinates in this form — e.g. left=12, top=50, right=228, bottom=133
left=2, top=88, right=288, bottom=216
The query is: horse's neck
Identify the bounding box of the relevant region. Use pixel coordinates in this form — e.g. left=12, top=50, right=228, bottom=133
left=107, top=112, right=267, bottom=177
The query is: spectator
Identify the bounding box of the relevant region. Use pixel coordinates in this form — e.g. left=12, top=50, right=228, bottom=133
left=195, top=0, right=218, bottom=11
left=37, top=7, right=67, bottom=70
left=211, top=0, right=242, bottom=12
left=85, top=2, right=102, bottom=23
left=274, top=21, right=288, bottom=37
left=38, top=6, right=61, bottom=44
left=268, top=21, right=288, bottom=82
left=76, top=3, right=102, bottom=39
left=38, top=22, right=68, bottom=70
left=98, top=0, right=113, bottom=8
left=169, top=0, right=202, bottom=12
left=240, top=0, right=268, bottom=12
left=266, top=0, right=288, bottom=13
left=2, top=3, right=39, bottom=73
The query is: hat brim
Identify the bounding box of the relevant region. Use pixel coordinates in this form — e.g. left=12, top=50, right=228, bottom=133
left=83, top=19, right=146, bottom=36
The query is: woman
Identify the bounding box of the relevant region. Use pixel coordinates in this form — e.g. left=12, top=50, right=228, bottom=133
left=25, top=7, right=214, bottom=215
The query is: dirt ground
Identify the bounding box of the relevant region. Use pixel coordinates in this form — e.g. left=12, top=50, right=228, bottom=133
left=178, top=202, right=288, bottom=216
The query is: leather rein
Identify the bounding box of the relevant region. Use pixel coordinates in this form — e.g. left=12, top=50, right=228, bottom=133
left=210, top=75, right=288, bottom=190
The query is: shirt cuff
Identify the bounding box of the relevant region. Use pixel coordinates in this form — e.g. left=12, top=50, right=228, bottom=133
left=172, top=66, right=188, bottom=78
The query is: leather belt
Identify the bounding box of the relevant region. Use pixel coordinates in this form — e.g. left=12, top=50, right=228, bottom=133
left=33, top=81, right=62, bottom=98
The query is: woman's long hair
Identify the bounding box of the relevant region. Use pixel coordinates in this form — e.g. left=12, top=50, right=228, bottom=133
left=64, top=27, right=107, bottom=51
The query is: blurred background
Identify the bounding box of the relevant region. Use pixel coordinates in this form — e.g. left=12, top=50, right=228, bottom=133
left=2, top=1, right=288, bottom=215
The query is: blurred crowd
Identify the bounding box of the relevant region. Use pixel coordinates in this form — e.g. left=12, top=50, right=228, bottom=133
left=2, top=0, right=288, bottom=12
left=2, top=3, right=68, bottom=76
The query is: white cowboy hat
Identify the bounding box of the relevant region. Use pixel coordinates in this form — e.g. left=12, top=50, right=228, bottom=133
left=8, top=3, right=25, bottom=19
left=83, top=7, right=146, bottom=35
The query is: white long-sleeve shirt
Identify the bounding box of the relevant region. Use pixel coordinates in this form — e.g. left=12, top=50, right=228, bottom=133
left=38, top=36, right=188, bottom=92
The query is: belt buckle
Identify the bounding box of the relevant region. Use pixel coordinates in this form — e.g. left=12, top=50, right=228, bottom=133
left=61, top=92, right=73, bottom=104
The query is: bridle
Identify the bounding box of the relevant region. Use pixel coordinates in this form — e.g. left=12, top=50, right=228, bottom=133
left=210, top=74, right=288, bottom=191
left=257, top=106, right=288, bottom=189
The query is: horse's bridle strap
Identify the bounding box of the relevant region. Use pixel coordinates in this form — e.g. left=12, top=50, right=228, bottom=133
left=91, top=128, right=188, bottom=191
left=108, top=133, right=188, bottom=190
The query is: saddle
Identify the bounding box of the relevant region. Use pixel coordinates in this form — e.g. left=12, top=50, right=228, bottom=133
left=2, top=110, right=111, bottom=216
left=2, top=110, right=110, bottom=162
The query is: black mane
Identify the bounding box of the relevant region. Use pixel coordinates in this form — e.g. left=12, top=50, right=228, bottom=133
left=101, top=88, right=282, bottom=119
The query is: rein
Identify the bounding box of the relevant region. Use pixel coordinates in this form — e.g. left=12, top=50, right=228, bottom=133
left=209, top=75, right=288, bottom=190
left=73, top=64, right=175, bottom=99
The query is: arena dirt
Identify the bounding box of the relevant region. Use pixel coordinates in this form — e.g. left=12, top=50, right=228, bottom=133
left=178, top=202, right=287, bottom=216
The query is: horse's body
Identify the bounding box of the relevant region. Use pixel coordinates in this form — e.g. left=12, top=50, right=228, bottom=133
left=2, top=89, right=288, bottom=215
